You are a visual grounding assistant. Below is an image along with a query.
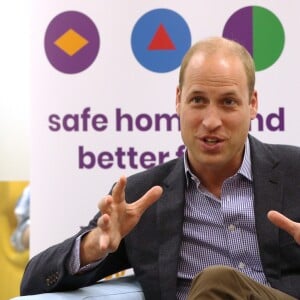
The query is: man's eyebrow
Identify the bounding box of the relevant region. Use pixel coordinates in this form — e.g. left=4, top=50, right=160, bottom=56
left=189, top=89, right=206, bottom=95
left=220, top=91, right=238, bottom=97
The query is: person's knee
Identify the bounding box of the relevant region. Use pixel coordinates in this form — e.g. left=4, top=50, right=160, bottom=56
left=188, top=266, right=246, bottom=300
left=193, top=265, right=239, bottom=284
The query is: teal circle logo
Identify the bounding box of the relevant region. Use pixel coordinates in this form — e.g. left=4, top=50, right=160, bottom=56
left=223, top=6, right=285, bottom=71
left=131, top=9, right=191, bottom=73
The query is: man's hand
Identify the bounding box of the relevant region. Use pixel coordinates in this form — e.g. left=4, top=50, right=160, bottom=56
left=267, top=210, right=300, bottom=245
left=80, top=175, right=163, bottom=266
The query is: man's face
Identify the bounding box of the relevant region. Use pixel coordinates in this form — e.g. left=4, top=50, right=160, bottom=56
left=176, top=51, right=257, bottom=176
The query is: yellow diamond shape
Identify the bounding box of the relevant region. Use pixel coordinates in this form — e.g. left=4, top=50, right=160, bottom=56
left=54, top=28, right=89, bottom=56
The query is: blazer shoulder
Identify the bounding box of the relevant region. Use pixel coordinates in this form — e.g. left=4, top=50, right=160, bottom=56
left=249, top=135, right=300, bottom=167
left=125, top=158, right=183, bottom=200
left=127, top=158, right=182, bottom=185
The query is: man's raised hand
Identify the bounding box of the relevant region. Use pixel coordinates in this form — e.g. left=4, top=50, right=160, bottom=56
left=80, top=175, right=163, bottom=266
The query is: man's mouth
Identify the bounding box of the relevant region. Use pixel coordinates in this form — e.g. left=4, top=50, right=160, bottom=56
left=203, top=137, right=220, bottom=145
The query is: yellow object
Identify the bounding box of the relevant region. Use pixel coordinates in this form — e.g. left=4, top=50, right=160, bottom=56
left=54, top=29, right=89, bottom=56
left=0, top=181, right=29, bottom=300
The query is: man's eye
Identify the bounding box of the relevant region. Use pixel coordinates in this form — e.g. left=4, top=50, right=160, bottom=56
left=191, top=96, right=204, bottom=104
left=223, top=99, right=236, bottom=106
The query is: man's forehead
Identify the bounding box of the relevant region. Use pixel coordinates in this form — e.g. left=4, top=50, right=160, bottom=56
left=186, top=52, right=244, bottom=76
left=189, top=49, right=240, bottom=64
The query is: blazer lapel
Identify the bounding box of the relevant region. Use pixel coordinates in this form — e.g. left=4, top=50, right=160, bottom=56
left=249, top=135, right=282, bottom=280
left=157, top=158, right=186, bottom=299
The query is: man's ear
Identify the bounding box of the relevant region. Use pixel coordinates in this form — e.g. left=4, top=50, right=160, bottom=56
left=176, top=86, right=181, bottom=115
left=250, top=90, right=258, bottom=120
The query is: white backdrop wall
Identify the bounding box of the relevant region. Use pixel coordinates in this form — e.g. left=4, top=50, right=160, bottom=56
left=30, top=1, right=300, bottom=255
left=0, top=1, right=30, bottom=181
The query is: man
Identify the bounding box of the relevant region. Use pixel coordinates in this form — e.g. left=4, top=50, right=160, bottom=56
left=21, top=37, right=300, bottom=299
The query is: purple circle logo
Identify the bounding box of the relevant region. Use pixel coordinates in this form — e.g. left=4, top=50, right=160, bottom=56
left=45, top=11, right=100, bottom=74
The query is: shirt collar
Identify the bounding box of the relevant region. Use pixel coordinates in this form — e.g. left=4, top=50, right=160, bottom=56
left=184, top=137, right=253, bottom=186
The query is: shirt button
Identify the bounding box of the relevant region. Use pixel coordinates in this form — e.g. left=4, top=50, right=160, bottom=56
left=228, top=224, right=236, bottom=231
left=238, top=262, right=245, bottom=269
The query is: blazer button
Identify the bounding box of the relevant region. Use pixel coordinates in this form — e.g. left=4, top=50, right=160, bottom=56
left=46, top=278, right=51, bottom=286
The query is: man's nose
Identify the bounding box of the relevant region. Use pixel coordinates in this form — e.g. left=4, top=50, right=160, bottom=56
left=202, top=105, right=222, bottom=130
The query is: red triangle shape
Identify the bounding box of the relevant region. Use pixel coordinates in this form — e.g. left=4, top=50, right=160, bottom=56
left=148, top=24, right=176, bottom=50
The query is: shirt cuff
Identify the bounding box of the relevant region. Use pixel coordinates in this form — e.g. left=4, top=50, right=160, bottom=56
left=67, top=231, right=107, bottom=275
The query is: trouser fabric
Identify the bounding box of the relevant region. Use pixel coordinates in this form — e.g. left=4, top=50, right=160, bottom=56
left=187, top=265, right=296, bottom=300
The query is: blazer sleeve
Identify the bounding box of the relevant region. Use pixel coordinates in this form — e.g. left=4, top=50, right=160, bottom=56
left=20, top=212, right=130, bottom=296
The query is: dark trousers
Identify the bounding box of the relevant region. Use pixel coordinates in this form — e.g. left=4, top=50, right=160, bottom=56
left=187, top=266, right=296, bottom=300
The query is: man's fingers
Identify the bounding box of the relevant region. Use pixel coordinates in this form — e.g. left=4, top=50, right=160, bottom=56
left=133, top=186, right=163, bottom=215
left=99, top=233, right=110, bottom=252
left=97, top=214, right=110, bottom=230
left=267, top=210, right=296, bottom=236
left=111, top=175, right=127, bottom=203
left=98, top=196, right=113, bottom=213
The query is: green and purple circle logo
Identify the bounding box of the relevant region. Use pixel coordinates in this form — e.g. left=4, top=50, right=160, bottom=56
left=45, top=11, right=100, bottom=74
left=223, top=6, right=285, bottom=71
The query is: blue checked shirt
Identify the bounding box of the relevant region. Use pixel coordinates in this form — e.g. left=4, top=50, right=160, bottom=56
left=176, top=139, right=270, bottom=299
